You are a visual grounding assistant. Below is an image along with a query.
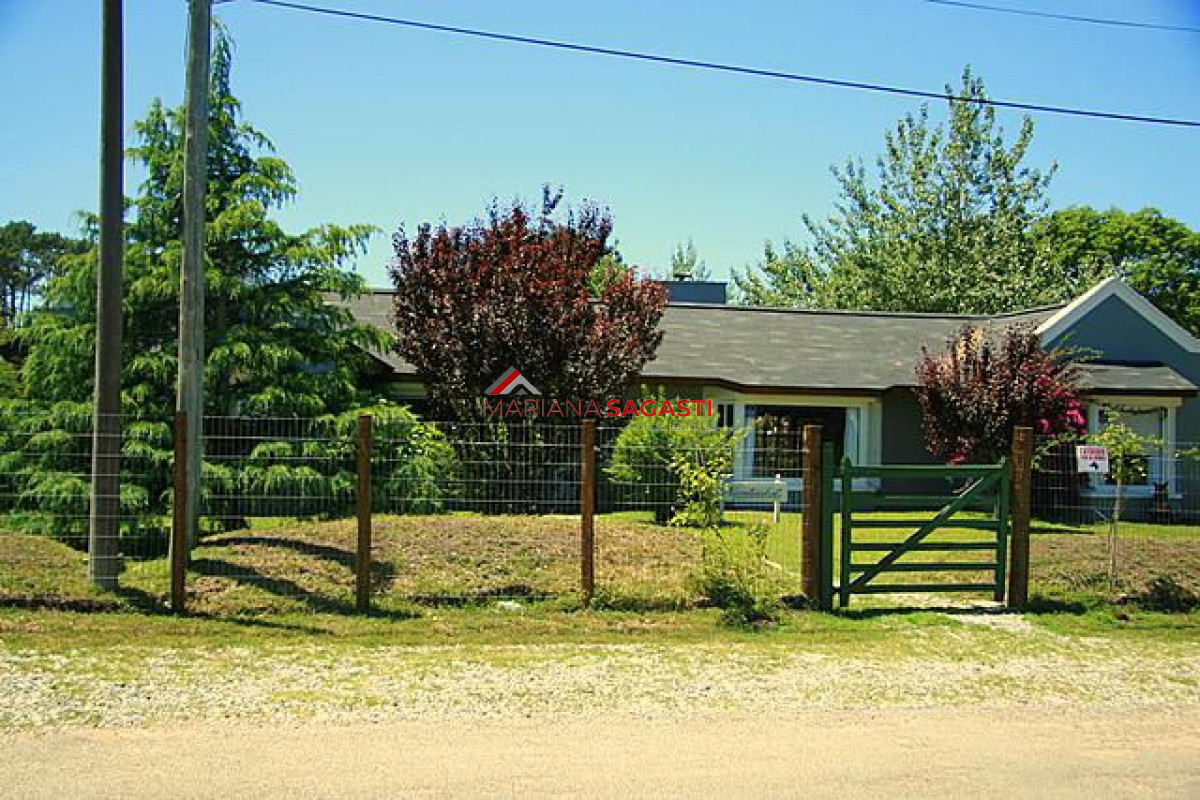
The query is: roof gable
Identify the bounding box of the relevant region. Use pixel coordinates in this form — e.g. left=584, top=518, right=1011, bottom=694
left=1036, top=277, right=1200, bottom=354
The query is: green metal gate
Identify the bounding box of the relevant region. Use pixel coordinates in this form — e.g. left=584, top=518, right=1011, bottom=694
left=819, top=450, right=1010, bottom=608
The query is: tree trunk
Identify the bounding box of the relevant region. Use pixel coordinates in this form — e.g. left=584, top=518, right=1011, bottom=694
left=1108, top=478, right=1123, bottom=591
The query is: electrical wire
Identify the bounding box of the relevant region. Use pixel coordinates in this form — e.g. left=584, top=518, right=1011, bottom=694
left=235, top=0, right=1200, bottom=128
left=919, top=0, right=1200, bottom=35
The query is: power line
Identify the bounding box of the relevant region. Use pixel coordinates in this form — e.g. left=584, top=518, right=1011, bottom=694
left=920, top=0, right=1200, bottom=34
left=236, top=0, right=1200, bottom=129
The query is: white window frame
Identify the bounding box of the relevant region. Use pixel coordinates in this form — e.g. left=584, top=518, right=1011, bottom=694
left=703, top=390, right=881, bottom=492
left=1083, top=396, right=1180, bottom=498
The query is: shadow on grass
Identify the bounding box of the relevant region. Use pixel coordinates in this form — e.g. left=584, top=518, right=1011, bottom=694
left=0, top=589, right=411, bottom=635
left=189, top=557, right=417, bottom=621
left=1024, top=594, right=1092, bottom=614
left=213, top=536, right=356, bottom=569
left=831, top=603, right=1014, bottom=620
left=830, top=592, right=1102, bottom=618
left=1030, top=524, right=1094, bottom=536
left=408, top=583, right=558, bottom=608
left=202, top=536, right=399, bottom=602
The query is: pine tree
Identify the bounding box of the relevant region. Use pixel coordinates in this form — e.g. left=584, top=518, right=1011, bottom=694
left=19, top=26, right=385, bottom=418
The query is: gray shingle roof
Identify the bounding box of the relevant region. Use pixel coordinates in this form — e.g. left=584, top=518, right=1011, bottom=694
left=1076, top=363, right=1196, bottom=394
left=640, top=303, right=1060, bottom=392
left=331, top=291, right=1196, bottom=395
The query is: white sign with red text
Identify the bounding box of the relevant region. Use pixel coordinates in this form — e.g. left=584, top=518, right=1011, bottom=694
left=1075, top=445, right=1110, bottom=475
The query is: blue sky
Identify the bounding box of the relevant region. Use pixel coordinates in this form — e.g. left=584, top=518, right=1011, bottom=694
left=1, top=0, right=1198, bottom=287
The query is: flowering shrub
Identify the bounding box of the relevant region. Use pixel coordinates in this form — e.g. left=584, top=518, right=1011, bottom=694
left=915, top=325, right=1085, bottom=463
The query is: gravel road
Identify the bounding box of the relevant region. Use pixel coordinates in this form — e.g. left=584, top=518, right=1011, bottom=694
left=3, top=708, right=1199, bottom=798
left=2, top=635, right=1199, bottom=728
left=3, top=627, right=1198, bottom=796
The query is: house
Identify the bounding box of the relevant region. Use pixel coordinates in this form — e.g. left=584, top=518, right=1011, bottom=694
left=335, top=277, right=1199, bottom=511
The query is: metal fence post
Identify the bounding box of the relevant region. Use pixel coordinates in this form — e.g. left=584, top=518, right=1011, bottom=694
left=356, top=414, right=373, bottom=613
left=801, top=425, right=822, bottom=602
left=580, top=419, right=596, bottom=604
left=170, top=410, right=188, bottom=613
left=1007, top=426, right=1034, bottom=610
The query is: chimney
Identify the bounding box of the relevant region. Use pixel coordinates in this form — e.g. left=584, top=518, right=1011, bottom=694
left=658, top=280, right=727, bottom=305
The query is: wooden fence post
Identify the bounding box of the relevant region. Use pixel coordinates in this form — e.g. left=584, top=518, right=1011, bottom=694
left=1007, top=426, right=1034, bottom=610
left=170, top=410, right=188, bottom=613
left=819, top=442, right=836, bottom=611
left=580, top=419, right=596, bottom=604
left=356, top=414, right=373, bottom=613
left=801, top=425, right=822, bottom=602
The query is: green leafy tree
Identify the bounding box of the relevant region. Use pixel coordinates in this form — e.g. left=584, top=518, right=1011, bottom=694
left=669, top=239, right=711, bottom=281
left=735, top=68, right=1060, bottom=314
left=1089, top=410, right=1161, bottom=589
left=0, top=220, right=84, bottom=326
left=1034, top=207, right=1200, bottom=336
left=1, top=26, right=452, bottom=548
left=587, top=251, right=633, bottom=297
left=0, top=354, right=19, bottom=398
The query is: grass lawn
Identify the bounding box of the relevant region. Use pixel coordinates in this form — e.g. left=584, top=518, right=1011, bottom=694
left=3, top=510, right=1197, bottom=729
left=0, top=509, right=1196, bottom=634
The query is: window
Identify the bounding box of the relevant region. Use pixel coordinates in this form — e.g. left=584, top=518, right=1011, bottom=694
left=1091, top=405, right=1170, bottom=491
left=715, top=402, right=734, bottom=429
left=745, top=405, right=847, bottom=479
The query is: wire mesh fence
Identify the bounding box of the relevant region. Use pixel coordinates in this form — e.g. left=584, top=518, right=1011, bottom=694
left=1030, top=442, right=1200, bottom=601
left=0, top=407, right=172, bottom=609
left=594, top=417, right=807, bottom=609
left=1, top=406, right=1196, bottom=615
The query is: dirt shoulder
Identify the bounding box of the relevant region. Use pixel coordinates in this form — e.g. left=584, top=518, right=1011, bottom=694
left=3, top=708, right=1199, bottom=799
left=3, top=622, right=1199, bottom=729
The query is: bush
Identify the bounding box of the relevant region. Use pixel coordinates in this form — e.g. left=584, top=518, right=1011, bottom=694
left=203, top=404, right=457, bottom=525
left=0, top=399, right=457, bottom=545
left=915, top=324, right=1083, bottom=463
left=606, top=403, right=741, bottom=524
left=439, top=418, right=579, bottom=514
left=691, top=525, right=782, bottom=627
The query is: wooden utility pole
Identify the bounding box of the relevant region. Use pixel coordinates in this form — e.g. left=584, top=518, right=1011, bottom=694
left=89, top=0, right=124, bottom=589
left=1007, top=426, right=1034, bottom=610
left=177, top=0, right=212, bottom=549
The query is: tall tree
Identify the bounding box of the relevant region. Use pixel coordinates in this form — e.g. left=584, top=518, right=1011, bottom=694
left=390, top=188, right=667, bottom=418
left=1035, top=207, right=1200, bottom=336
left=18, top=26, right=385, bottom=418
left=0, top=221, right=83, bottom=325
left=669, top=239, right=711, bottom=281
left=735, top=68, right=1059, bottom=314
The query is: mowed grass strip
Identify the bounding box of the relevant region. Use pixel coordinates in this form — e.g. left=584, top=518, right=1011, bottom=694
left=0, top=511, right=1197, bottom=618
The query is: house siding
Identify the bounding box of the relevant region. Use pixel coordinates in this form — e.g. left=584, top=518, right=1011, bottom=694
left=881, top=388, right=935, bottom=464
left=1044, top=294, right=1200, bottom=445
